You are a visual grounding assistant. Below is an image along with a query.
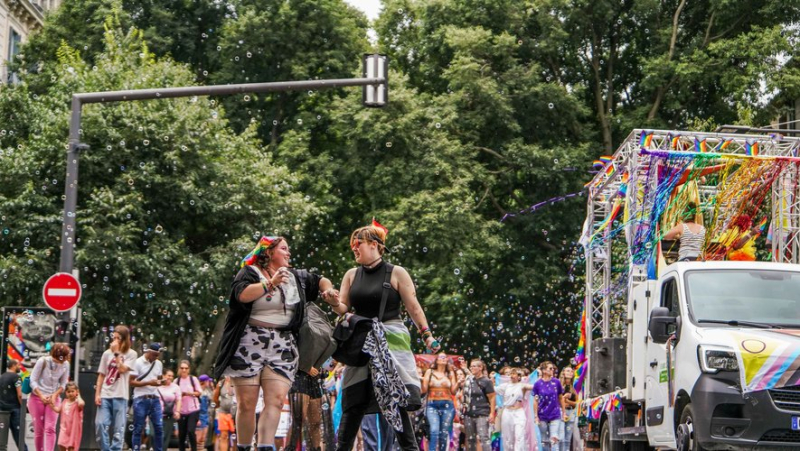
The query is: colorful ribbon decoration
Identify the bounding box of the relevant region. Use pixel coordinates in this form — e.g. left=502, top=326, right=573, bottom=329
left=240, top=235, right=279, bottom=268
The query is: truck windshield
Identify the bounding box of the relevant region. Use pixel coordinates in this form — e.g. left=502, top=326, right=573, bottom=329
left=685, top=270, right=800, bottom=328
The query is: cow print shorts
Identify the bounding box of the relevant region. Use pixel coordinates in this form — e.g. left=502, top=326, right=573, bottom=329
left=222, top=325, right=298, bottom=383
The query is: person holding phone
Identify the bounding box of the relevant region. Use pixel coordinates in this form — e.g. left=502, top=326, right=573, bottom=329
left=130, top=343, right=165, bottom=451
left=213, top=236, right=337, bottom=451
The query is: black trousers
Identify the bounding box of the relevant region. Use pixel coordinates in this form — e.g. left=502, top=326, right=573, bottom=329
left=336, top=404, right=418, bottom=451
left=178, top=410, right=200, bottom=451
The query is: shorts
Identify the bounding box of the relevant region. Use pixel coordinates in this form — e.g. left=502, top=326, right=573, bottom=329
left=216, top=412, right=235, bottom=433
left=223, top=325, right=298, bottom=384
left=275, top=411, right=291, bottom=438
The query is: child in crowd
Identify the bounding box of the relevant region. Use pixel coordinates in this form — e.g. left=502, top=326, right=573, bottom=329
left=53, top=382, right=84, bottom=451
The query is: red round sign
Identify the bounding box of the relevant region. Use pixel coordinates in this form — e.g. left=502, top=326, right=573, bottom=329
left=42, top=273, right=81, bottom=312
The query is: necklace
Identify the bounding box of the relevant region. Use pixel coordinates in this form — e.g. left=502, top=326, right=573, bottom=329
left=364, top=257, right=382, bottom=268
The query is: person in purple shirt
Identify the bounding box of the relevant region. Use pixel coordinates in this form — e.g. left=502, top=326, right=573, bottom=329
left=533, top=361, right=566, bottom=451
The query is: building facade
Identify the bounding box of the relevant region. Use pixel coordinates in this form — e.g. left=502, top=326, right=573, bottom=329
left=0, top=0, right=59, bottom=83
left=771, top=98, right=800, bottom=132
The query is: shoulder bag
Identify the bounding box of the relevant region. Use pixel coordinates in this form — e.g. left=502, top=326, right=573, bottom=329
left=297, top=301, right=337, bottom=373
left=331, top=263, right=393, bottom=367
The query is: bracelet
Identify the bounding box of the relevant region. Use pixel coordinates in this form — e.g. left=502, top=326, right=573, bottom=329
left=419, top=326, right=430, bottom=334
left=261, top=280, right=270, bottom=294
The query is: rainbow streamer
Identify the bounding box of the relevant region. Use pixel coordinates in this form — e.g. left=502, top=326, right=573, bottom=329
left=639, top=131, right=654, bottom=147
left=694, top=138, right=707, bottom=153
left=757, top=216, right=768, bottom=232
left=240, top=236, right=279, bottom=268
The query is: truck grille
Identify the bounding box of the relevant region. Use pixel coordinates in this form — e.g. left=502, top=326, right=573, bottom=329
left=761, top=429, right=800, bottom=443
left=769, top=385, right=800, bottom=412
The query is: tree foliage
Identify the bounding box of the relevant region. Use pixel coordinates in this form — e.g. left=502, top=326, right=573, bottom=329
left=2, top=0, right=799, bottom=371
left=0, top=19, right=317, bottom=360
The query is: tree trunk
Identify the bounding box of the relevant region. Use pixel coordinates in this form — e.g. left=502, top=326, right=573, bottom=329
left=591, top=30, right=613, bottom=151
left=647, top=0, right=687, bottom=121
left=196, top=313, right=226, bottom=375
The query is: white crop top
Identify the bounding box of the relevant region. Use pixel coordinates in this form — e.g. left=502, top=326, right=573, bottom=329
left=248, top=266, right=300, bottom=326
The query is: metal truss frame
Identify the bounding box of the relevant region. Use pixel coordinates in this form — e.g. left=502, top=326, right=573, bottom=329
left=582, top=129, right=800, bottom=392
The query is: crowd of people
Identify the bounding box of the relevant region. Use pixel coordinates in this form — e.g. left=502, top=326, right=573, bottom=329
left=0, top=220, right=580, bottom=451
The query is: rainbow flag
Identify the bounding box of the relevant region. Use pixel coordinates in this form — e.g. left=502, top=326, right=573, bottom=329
left=574, top=308, right=588, bottom=393
left=670, top=134, right=682, bottom=150
left=606, top=394, right=622, bottom=411
left=491, top=431, right=502, bottom=451
left=745, top=140, right=759, bottom=156
left=694, top=138, right=707, bottom=153
left=588, top=397, right=605, bottom=420
left=639, top=131, right=654, bottom=147
left=715, top=139, right=732, bottom=151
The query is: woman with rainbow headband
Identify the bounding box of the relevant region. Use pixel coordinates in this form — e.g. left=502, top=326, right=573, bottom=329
left=213, top=236, right=339, bottom=451
left=331, top=220, right=440, bottom=451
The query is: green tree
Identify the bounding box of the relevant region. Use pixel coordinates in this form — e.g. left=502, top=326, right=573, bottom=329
left=211, top=0, right=370, bottom=145
left=16, top=0, right=226, bottom=93
left=0, top=20, right=317, bottom=362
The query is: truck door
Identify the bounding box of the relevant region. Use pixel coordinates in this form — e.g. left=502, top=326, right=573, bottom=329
left=645, top=276, right=679, bottom=446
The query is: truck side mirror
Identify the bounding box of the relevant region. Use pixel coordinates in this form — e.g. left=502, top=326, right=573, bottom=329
left=649, top=307, right=680, bottom=343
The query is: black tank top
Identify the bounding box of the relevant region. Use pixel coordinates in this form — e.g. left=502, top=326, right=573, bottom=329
left=349, top=260, right=401, bottom=321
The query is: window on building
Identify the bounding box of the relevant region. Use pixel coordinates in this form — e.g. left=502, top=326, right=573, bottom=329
left=7, top=28, right=21, bottom=84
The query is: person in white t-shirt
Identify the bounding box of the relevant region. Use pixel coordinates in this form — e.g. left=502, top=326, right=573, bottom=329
left=129, top=343, right=165, bottom=451
left=95, top=326, right=138, bottom=451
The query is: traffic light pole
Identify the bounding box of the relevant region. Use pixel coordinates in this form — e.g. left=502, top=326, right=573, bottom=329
left=59, top=74, right=387, bottom=275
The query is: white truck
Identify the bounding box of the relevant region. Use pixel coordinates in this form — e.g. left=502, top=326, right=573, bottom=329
left=579, top=128, right=800, bottom=450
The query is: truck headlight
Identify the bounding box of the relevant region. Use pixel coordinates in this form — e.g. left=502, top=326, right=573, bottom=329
left=698, top=345, right=739, bottom=373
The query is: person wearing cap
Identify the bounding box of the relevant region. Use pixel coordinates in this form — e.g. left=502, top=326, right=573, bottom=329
left=95, top=326, right=138, bottom=451
left=213, top=236, right=339, bottom=451
left=195, top=374, right=214, bottom=451
left=129, top=343, right=165, bottom=451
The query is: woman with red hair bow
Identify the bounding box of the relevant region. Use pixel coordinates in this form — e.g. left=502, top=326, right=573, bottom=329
left=213, top=236, right=339, bottom=451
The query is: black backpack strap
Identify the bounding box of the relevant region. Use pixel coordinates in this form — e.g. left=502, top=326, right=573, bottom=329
left=378, top=263, right=394, bottom=322
left=136, top=360, right=157, bottom=381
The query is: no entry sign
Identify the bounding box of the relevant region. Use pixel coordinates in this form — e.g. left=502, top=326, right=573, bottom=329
left=42, top=273, right=81, bottom=312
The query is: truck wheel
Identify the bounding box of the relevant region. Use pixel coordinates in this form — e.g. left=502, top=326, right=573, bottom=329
left=601, top=420, right=624, bottom=451
left=677, top=404, right=705, bottom=451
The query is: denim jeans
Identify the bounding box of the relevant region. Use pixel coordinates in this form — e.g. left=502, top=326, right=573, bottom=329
left=562, top=408, right=577, bottom=450
left=96, top=397, right=128, bottom=451
left=132, top=397, right=163, bottom=451
left=425, top=399, right=455, bottom=451
left=462, top=415, right=491, bottom=451
left=538, top=418, right=563, bottom=451
left=0, top=402, right=25, bottom=451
